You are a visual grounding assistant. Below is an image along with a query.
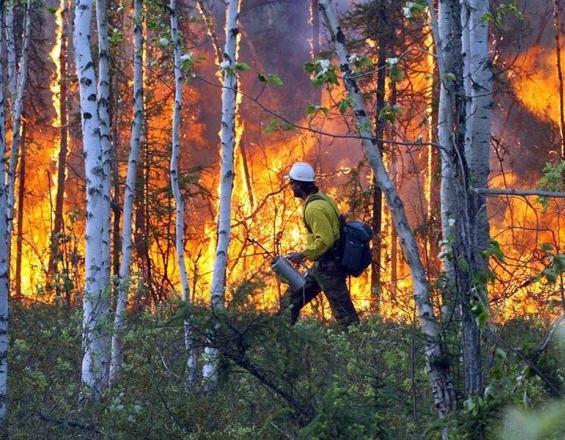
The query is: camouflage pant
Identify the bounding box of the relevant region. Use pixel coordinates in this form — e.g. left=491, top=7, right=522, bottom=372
left=280, top=260, right=359, bottom=328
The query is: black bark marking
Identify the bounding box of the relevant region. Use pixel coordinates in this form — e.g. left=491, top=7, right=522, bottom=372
left=336, top=28, right=346, bottom=45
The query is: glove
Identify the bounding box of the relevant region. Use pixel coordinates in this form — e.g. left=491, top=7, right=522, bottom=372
left=286, top=252, right=305, bottom=264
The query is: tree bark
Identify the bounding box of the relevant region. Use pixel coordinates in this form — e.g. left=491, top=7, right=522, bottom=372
left=554, top=0, right=565, bottom=159
left=310, top=0, right=320, bottom=57
left=460, top=0, right=492, bottom=398
left=0, top=5, right=10, bottom=427
left=196, top=0, right=223, bottom=65
left=370, top=0, right=388, bottom=308
left=203, top=0, right=241, bottom=387
left=4, top=0, right=17, bottom=104
left=14, top=125, right=25, bottom=301
left=73, top=0, right=112, bottom=397
left=47, top=0, right=70, bottom=296
left=110, top=0, right=145, bottom=384
left=6, top=0, right=31, bottom=259
left=319, top=0, right=455, bottom=418
left=169, top=0, right=198, bottom=389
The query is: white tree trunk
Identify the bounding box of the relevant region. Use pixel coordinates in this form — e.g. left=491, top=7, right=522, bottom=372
left=319, top=0, right=455, bottom=417
left=430, top=0, right=490, bottom=401
left=430, top=0, right=462, bottom=288
left=96, top=0, right=112, bottom=290
left=110, top=0, right=144, bottom=384
left=461, top=0, right=491, bottom=269
left=6, top=0, right=31, bottom=252
left=73, top=0, right=111, bottom=398
left=459, top=0, right=492, bottom=398
left=0, top=12, right=10, bottom=428
left=169, top=0, right=198, bottom=388
left=203, top=0, right=240, bottom=386
left=4, top=1, right=17, bottom=103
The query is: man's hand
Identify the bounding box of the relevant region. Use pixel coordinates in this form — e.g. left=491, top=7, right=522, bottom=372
left=286, top=252, right=305, bottom=264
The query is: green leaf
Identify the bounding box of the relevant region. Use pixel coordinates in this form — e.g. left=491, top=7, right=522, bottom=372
left=263, top=119, right=279, bottom=134
left=379, top=104, right=402, bottom=124
left=265, top=74, right=283, bottom=86
left=445, top=72, right=457, bottom=81
left=484, top=240, right=505, bottom=263
left=541, top=243, right=555, bottom=252
left=338, top=98, right=353, bottom=114
left=304, top=62, right=316, bottom=73
left=457, top=257, right=470, bottom=272
left=305, top=104, right=329, bottom=117
left=495, top=348, right=507, bottom=360
left=306, top=104, right=317, bottom=115
left=537, top=160, right=565, bottom=211
left=180, top=59, right=193, bottom=71
left=389, top=65, right=404, bottom=82
left=235, top=62, right=251, bottom=72
left=481, top=11, right=493, bottom=23
left=282, top=121, right=295, bottom=131
left=258, top=73, right=283, bottom=85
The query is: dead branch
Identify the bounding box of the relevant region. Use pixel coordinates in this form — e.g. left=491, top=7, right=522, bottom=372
left=474, top=188, right=565, bottom=198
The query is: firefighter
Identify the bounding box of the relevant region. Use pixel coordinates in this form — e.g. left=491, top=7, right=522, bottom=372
left=280, top=162, right=359, bottom=328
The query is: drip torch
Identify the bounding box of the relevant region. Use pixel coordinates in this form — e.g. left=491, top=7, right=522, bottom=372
left=248, top=238, right=306, bottom=291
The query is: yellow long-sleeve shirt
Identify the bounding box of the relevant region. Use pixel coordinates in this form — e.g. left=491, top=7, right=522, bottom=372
left=302, top=192, right=341, bottom=261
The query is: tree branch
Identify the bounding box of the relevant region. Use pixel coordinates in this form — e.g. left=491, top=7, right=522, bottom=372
left=473, top=188, right=565, bottom=198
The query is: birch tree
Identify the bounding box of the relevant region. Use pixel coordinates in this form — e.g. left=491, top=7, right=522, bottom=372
left=0, top=3, right=10, bottom=427
left=460, top=0, right=492, bottom=398
left=110, top=0, right=145, bottom=384
left=73, top=0, right=112, bottom=397
left=168, top=0, right=198, bottom=388
left=431, top=0, right=480, bottom=399
left=318, top=0, right=456, bottom=418
left=4, top=0, right=16, bottom=103
left=203, top=0, right=240, bottom=387
left=5, top=0, right=31, bottom=253
left=428, top=0, right=492, bottom=400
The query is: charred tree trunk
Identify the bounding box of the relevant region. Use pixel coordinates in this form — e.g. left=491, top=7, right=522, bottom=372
left=14, top=125, right=25, bottom=301
left=554, top=0, right=565, bottom=159
left=48, top=1, right=69, bottom=295
left=319, top=0, right=455, bottom=418
left=370, top=0, right=388, bottom=308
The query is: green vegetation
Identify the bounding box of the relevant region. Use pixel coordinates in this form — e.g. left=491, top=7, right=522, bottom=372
left=9, top=301, right=565, bottom=439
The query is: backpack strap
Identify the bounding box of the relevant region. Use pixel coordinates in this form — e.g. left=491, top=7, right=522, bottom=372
left=303, top=193, right=341, bottom=233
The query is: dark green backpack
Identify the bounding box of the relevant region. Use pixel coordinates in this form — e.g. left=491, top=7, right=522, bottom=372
left=304, top=194, right=373, bottom=277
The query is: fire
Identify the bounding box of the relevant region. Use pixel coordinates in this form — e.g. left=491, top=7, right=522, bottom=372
left=488, top=173, right=565, bottom=320
left=13, top=2, right=563, bottom=329
left=49, top=0, right=64, bottom=129
left=510, top=45, right=564, bottom=124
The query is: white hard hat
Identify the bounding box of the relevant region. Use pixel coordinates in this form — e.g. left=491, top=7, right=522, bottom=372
left=287, top=162, right=315, bottom=182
